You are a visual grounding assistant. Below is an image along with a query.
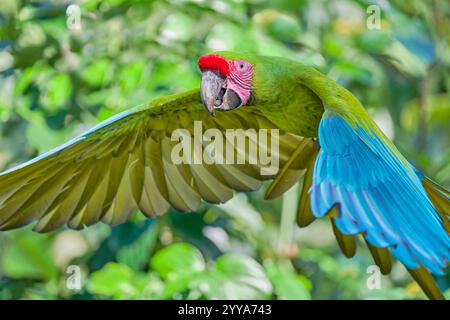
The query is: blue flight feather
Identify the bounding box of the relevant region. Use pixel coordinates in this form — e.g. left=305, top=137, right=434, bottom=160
left=310, top=114, right=450, bottom=275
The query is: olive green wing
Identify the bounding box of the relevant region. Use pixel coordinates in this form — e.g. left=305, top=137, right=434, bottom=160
left=0, top=89, right=304, bottom=232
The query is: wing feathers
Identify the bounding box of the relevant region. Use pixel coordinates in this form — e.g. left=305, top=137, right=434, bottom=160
left=407, top=266, right=444, bottom=300
left=331, top=214, right=357, bottom=258
left=102, top=157, right=138, bottom=226
left=311, top=114, right=450, bottom=281
left=365, top=239, right=392, bottom=275
left=34, top=162, right=101, bottom=232
left=265, top=138, right=316, bottom=200
left=139, top=137, right=170, bottom=216
left=0, top=91, right=305, bottom=234
left=423, top=177, right=450, bottom=232
left=297, top=149, right=318, bottom=227
left=0, top=163, right=78, bottom=230
left=161, top=137, right=201, bottom=211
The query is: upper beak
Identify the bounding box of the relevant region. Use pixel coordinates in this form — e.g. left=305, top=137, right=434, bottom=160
left=200, top=70, right=242, bottom=116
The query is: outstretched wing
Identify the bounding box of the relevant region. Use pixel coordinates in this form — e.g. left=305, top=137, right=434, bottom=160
left=310, top=110, right=450, bottom=299
left=0, top=89, right=303, bottom=232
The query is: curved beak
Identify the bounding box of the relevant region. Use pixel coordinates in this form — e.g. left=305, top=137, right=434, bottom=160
left=200, top=70, right=242, bottom=116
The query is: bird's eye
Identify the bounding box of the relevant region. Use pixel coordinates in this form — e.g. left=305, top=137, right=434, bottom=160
left=239, top=63, right=245, bottom=69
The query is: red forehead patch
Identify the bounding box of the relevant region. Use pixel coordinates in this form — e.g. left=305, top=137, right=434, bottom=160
left=198, top=54, right=230, bottom=76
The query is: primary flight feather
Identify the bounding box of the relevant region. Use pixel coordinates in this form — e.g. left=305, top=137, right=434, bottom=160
left=0, top=52, right=448, bottom=299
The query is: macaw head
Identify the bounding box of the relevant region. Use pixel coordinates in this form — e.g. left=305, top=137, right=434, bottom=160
left=198, top=52, right=255, bottom=115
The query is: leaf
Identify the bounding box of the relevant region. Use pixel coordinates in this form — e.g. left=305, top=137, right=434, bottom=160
left=206, top=253, right=272, bottom=299
left=363, top=287, right=414, bottom=300
left=117, top=222, right=159, bottom=271
left=2, top=230, right=58, bottom=280
left=82, top=58, right=113, bottom=87
left=444, top=289, right=450, bottom=300
left=253, top=9, right=302, bottom=43
left=264, top=260, right=311, bottom=300
left=159, top=12, right=195, bottom=42
left=147, top=58, right=199, bottom=94
left=150, top=243, right=205, bottom=279
left=217, top=193, right=264, bottom=233
left=149, top=244, right=272, bottom=300
left=119, top=60, right=147, bottom=95
left=14, top=64, right=49, bottom=95
left=25, top=114, right=73, bottom=154
left=40, top=73, right=72, bottom=112
left=87, top=262, right=155, bottom=299
left=218, top=254, right=272, bottom=292
left=148, top=243, right=205, bottom=299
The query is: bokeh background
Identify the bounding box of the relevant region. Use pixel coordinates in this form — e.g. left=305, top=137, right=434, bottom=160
left=0, top=0, right=449, bottom=300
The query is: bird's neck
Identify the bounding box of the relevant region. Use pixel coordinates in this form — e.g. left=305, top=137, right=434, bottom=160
left=256, top=64, right=325, bottom=137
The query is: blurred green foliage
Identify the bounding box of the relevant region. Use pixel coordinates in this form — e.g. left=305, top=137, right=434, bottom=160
left=0, top=0, right=449, bottom=300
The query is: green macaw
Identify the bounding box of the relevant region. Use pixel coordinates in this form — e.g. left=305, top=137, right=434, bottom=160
left=0, top=52, right=448, bottom=299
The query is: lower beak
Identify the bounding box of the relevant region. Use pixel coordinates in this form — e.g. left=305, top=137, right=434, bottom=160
left=200, top=71, right=242, bottom=115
